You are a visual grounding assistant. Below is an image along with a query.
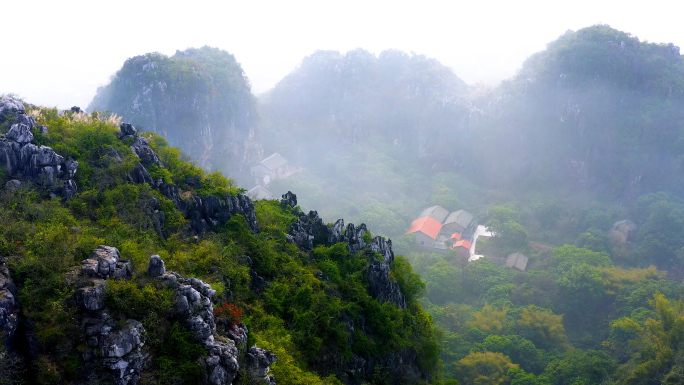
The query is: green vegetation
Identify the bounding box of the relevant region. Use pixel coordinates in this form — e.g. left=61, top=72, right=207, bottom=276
left=0, top=106, right=437, bottom=384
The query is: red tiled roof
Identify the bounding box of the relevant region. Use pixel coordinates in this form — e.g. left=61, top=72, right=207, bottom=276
left=406, top=217, right=443, bottom=239
left=450, top=233, right=462, bottom=240
left=454, top=240, right=472, bottom=249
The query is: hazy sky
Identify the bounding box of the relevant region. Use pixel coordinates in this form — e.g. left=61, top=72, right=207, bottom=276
left=3, top=0, right=682, bottom=109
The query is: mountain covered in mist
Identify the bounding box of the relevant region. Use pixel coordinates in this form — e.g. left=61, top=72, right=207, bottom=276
left=89, top=46, right=261, bottom=179
left=261, top=25, right=684, bottom=199
left=476, top=25, right=684, bottom=196
left=262, top=48, right=475, bottom=166
left=60, top=24, right=684, bottom=385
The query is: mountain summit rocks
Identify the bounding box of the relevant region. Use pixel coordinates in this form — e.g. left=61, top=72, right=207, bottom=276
left=0, top=97, right=78, bottom=199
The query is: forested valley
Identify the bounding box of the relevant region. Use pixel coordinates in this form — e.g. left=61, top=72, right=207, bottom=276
left=3, top=24, right=684, bottom=385
left=259, top=25, right=684, bottom=384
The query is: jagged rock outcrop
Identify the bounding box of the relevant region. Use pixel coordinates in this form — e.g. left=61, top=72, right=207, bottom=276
left=81, top=245, right=133, bottom=280
left=0, top=257, right=19, bottom=349
left=283, top=192, right=405, bottom=309
left=286, top=210, right=328, bottom=251
left=367, top=261, right=405, bottom=309
left=245, top=346, right=277, bottom=385
left=0, top=97, right=78, bottom=199
left=117, top=123, right=259, bottom=235
left=148, top=255, right=276, bottom=385
left=0, top=96, right=26, bottom=123
left=75, top=246, right=147, bottom=385
left=280, top=191, right=297, bottom=209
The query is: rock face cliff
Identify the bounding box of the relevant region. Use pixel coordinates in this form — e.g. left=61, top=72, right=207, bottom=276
left=71, top=245, right=276, bottom=385
left=112, top=121, right=259, bottom=237
left=280, top=192, right=426, bottom=383
left=89, top=47, right=262, bottom=179
left=0, top=97, right=78, bottom=199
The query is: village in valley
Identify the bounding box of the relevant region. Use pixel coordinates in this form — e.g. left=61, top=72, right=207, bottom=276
left=404, top=205, right=532, bottom=271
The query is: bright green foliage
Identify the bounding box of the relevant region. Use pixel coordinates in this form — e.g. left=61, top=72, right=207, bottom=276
left=541, top=350, right=617, bottom=385
left=456, top=351, right=518, bottom=385
left=517, top=306, right=569, bottom=350
left=0, top=108, right=438, bottom=384
left=556, top=263, right=605, bottom=316
left=549, top=245, right=613, bottom=272
left=478, top=335, right=545, bottom=374
left=467, top=304, right=509, bottom=335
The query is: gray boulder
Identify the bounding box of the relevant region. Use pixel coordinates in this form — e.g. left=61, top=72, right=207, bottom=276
left=4, top=179, right=21, bottom=192
left=6, top=123, right=33, bottom=144
left=245, top=345, right=277, bottom=384
left=76, top=279, right=107, bottom=311
left=100, top=320, right=144, bottom=358
left=82, top=245, right=132, bottom=279
left=120, top=122, right=137, bottom=136
left=280, top=191, right=297, bottom=208
left=147, top=255, right=165, bottom=277
left=0, top=97, right=26, bottom=124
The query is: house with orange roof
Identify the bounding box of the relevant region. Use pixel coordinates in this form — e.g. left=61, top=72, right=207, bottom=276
left=406, top=216, right=443, bottom=248
left=453, top=240, right=472, bottom=260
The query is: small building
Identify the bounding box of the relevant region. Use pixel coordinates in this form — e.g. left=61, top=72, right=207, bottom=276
left=419, top=205, right=450, bottom=224
left=607, top=219, right=637, bottom=246
left=442, top=209, right=474, bottom=234
left=506, top=252, right=529, bottom=271
left=250, top=153, right=288, bottom=185
left=453, top=240, right=472, bottom=260
left=406, top=216, right=443, bottom=248
left=246, top=185, right=274, bottom=201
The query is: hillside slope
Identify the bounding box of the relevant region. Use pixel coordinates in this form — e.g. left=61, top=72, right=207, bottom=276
left=0, top=97, right=437, bottom=385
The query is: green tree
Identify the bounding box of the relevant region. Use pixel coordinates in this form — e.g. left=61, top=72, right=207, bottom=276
left=517, top=306, right=569, bottom=350
left=456, top=351, right=518, bottom=385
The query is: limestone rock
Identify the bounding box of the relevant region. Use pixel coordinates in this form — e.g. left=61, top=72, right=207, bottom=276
left=120, top=122, right=137, bottom=136
left=367, top=261, right=405, bottom=309
left=6, top=123, right=33, bottom=144
left=0, top=96, right=26, bottom=123
left=76, top=279, right=107, bottom=311
left=245, top=345, right=277, bottom=384
left=0, top=97, right=78, bottom=199
left=82, top=245, right=132, bottom=279
left=328, top=218, right=345, bottom=245
left=148, top=255, right=276, bottom=384
left=286, top=210, right=328, bottom=251
left=100, top=320, right=144, bottom=358
left=147, top=255, right=165, bottom=277
left=0, top=258, right=19, bottom=349
left=280, top=190, right=297, bottom=208
left=4, top=179, right=21, bottom=192
left=369, top=236, right=394, bottom=264
left=129, top=162, right=153, bottom=185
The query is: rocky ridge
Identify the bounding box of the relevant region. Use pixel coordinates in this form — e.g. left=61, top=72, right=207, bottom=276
left=280, top=192, right=425, bottom=382
left=281, top=192, right=405, bottom=309
left=72, top=246, right=276, bottom=385
left=0, top=97, right=78, bottom=199
left=110, top=121, right=259, bottom=235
